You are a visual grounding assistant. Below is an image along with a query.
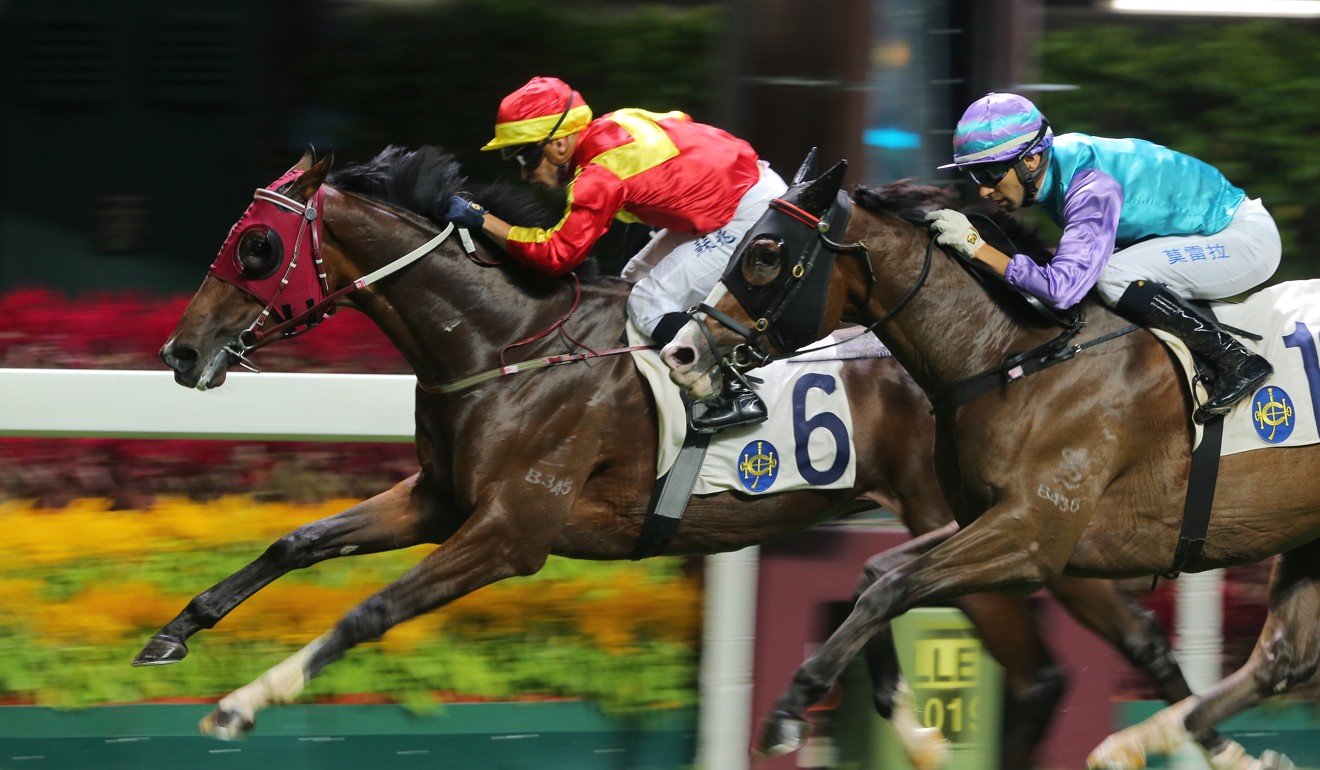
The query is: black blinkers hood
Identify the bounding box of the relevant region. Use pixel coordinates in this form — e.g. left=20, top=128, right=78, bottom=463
left=722, top=158, right=851, bottom=355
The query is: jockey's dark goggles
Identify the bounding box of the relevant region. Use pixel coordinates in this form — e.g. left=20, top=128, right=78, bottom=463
left=501, top=143, right=545, bottom=169
left=965, top=160, right=1016, bottom=188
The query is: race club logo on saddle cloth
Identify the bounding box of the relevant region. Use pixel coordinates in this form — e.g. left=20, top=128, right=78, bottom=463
left=1156, top=280, right=1320, bottom=455
left=628, top=322, right=888, bottom=494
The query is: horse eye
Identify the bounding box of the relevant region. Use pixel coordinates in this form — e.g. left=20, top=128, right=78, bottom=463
left=236, top=228, right=283, bottom=279
left=743, top=239, right=783, bottom=287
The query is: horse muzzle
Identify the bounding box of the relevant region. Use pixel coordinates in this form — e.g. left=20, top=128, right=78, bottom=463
left=160, top=339, right=235, bottom=391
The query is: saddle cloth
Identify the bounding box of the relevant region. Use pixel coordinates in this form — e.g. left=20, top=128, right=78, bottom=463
left=1155, top=280, right=1320, bottom=456
left=628, top=323, right=889, bottom=495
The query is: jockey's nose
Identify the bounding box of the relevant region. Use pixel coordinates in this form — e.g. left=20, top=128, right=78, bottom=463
left=159, top=340, right=199, bottom=376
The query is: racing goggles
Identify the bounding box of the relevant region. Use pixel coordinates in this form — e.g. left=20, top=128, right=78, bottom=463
left=966, top=160, right=1016, bottom=188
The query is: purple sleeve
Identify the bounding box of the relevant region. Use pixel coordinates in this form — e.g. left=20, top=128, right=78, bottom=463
left=1004, top=168, right=1123, bottom=310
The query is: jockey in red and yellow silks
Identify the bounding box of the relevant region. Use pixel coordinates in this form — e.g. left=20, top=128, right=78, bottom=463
left=443, top=76, right=787, bottom=433
left=500, top=107, right=760, bottom=275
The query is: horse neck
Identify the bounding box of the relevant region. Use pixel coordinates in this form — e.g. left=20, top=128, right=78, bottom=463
left=854, top=212, right=1060, bottom=393
left=321, top=187, right=627, bottom=386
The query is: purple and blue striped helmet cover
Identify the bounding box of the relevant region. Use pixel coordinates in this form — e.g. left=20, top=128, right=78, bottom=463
left=938, top=92, right=1053, bottom=170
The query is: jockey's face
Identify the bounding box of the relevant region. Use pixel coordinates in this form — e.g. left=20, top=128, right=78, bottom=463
left=522, top=135, right=577, bottom=190
left=976, top=153, right=1043, bottom=212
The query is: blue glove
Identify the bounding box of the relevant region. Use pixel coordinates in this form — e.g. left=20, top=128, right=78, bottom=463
left=444, top=195, right=487, bottom=230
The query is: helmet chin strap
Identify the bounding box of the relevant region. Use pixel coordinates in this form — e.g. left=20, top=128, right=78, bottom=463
left=1015, top=150, right=1049, bottom=207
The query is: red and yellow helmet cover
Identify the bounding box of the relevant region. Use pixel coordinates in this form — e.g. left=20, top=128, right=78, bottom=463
left=481, top=76, right=593, bottom=152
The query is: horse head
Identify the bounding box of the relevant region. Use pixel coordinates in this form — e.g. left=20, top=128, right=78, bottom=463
left=160, top=150, right=334, bottom=389
left=661, top=157, right=862, bottom=399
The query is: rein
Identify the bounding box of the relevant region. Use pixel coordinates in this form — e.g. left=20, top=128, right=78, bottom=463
left=225, top=184, right=637, bottom=394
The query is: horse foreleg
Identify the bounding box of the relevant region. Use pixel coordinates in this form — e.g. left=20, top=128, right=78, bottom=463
left=757, top=507, right=1056, bottom=764
left=198, top=498, right=562, bottom=739
left=1088, top=543, right=1320, bottom=770
left=134, top=473, right=450, bottom=666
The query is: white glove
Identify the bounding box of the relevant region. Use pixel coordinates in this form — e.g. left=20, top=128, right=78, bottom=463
left=925, top=209, right=984, bottom=260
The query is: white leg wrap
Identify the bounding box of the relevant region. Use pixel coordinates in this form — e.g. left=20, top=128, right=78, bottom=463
left=218, top=633, right=329, bottom=719
left=1087, top=697, right=1195, bottom=770
left=890, top=680, right=951, bottom=770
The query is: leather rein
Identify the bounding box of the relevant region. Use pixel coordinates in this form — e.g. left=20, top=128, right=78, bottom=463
left=225, top=186, right=649, bottom=393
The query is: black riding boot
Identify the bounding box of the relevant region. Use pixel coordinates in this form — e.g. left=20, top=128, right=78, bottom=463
left=1117, top=280, right=1273, bottom=423
left=689, top=375, right=769, bottom=434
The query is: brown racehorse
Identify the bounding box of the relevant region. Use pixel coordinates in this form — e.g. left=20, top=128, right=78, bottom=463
left=662, top=166, right=1318, bottom=769
left=147, top=147, right=1196, bottom=767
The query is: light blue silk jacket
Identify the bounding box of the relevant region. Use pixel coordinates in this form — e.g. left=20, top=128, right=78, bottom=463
left=1005, top=133, right=1246, bottom=309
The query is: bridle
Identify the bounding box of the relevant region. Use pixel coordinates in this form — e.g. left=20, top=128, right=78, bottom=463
left=209, top=172, right=466, bottom=371
left=210, top=171, right=646, bottom=393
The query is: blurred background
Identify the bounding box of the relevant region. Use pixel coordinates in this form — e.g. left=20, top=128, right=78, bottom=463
left=2, top=0, right=1319, bottom=768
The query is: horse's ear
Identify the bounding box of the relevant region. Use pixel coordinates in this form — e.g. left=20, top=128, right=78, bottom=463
left=285, top=146, right=316, bottom=175
left=797, top=159, right=848, bottom=215
left=791, top=147, right=819, bottom=186
left=287, top=152, right=334, bottom=202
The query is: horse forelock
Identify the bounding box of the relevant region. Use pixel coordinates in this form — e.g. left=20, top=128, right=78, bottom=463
left=851, top=179, right=1053, bottom=265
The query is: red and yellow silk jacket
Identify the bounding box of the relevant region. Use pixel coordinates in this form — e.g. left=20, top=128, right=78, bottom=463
left=504, top=109, right=760, bottom=276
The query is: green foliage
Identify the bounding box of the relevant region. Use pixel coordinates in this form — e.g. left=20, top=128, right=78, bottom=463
left=1041, top=21, right=1320, bottom=281
left=303, top=0, right=723, bottom=182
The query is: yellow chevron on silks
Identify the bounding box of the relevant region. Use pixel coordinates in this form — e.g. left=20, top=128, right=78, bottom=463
left=591, top=109, right=685, bottom=181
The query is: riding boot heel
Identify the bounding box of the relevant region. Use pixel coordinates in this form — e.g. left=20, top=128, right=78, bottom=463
left=690, top=377, right=769, bottom=434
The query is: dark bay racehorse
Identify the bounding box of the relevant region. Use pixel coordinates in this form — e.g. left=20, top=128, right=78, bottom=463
left=150, top=147, right=1195, bottom=767
left=663, top=166, right=1319, bottom=769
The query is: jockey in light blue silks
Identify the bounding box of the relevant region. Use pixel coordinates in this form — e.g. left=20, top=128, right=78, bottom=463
left=927, top=92, right=1280, bottom=423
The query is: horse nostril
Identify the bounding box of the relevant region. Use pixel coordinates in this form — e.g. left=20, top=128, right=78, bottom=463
left=161, top=343, right=199, bottom=373
left=666, top=345, right=697, bottom=369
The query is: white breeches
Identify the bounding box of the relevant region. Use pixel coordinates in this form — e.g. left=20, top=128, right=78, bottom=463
left=623, top=162, right=788, bottom=337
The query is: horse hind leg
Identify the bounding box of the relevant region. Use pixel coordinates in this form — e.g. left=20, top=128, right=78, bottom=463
left=855, top=523, right=1067, bottom=770
left=1087, top=542, right=1320, bottom=770
left=199, top=498, right=562, bottom=739
left=832, top=525, right=957, bottom=770
left=133, top=474, right=451, bottom=666
left=1045, top=575, right=1227, bottom=755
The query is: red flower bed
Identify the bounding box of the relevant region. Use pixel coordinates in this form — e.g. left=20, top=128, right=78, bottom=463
left=1, top=289, right=418, bottom=504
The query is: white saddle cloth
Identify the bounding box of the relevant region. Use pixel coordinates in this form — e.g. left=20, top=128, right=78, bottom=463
left=629, top=323, right=889, bottom=495
left=1155, top=280, right=1320, bottom=455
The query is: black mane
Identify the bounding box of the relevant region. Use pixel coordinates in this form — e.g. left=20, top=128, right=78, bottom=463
left=326, top=146, right=582, bottom=267
left=852, top=178, right=1053, bottom=265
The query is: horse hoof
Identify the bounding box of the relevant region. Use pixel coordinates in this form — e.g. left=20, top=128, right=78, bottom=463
left=752, top=711, right=809, bottom=759
left=907, top=727, right=951, bottom=770
left=199, top=708, right=253, bottom=741
left=1261, top=750, right=1295, bottom=770
left=132, top=635, right=189, bottom=666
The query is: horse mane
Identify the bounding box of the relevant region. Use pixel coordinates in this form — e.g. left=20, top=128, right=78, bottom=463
left=851, top=178, right=1053, bottom=265
left=326, top=146, right=599, bottom=276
